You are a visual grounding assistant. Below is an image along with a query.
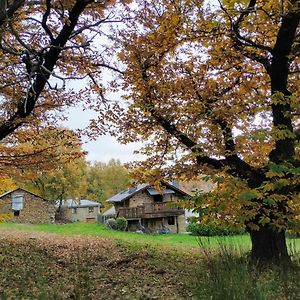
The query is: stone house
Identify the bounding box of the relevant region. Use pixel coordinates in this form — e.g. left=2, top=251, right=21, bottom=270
left=56, top=199, right=101, bottom=222
left=0, top=188, right=55, bottom=223
left=107, top=182, right=190, bottom=233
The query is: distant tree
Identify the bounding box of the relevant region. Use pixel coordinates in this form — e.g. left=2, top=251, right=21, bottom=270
left=0, top=127, right=85, bottom=179
left=24, top=158, right=129, bottom=210
left=113, top=0, right=300, bottom=263
left=0, top=176, right=17, bottom=194
left=85, top=159, right=129, bottom=207
left=28, top=157, right=88, bottom=204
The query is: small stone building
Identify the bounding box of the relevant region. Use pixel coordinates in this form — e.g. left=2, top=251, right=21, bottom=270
left=0, top=188, right=55, bottom=223
left=107, top=182, right=190, bottom=233
left=56, top=199, right=101, bottom=222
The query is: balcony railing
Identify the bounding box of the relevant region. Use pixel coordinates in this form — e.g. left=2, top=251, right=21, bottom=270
left=117, top=202, right=184, bottom=219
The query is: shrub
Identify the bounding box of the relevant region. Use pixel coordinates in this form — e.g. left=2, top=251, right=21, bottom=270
left=115, top=217, right=127, bottom=231
left=187, top=221, right=244, bottom=236
left=106, top=218, right=118, bottom=230
left=0, top=213, right=13, bottom=223
left=106, top=217, right=127, bottom=231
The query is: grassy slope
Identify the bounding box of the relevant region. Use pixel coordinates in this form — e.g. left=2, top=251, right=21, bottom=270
left=0, top=223, right=299, bottom=300
left=0, top=222, right=251, bottom=250
left=1, top=222, right=299, bottom=252
left=0, top=231, right=198, bottom=299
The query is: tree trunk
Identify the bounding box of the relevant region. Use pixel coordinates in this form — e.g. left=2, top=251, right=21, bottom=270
left=249, top=225, right=290, bottom=264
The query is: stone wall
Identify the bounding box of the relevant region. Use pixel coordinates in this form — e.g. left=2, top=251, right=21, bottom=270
left=128, top=191, right=180, bottom=207
left=129, top=191, right=153, bottom=207
left=0, top=189, right=55, bottom=224
left=141, top=215, right=186, bottom=233
left=69, top=206, right=99, bottom=222
left=177, top=215, right=187, bottom=233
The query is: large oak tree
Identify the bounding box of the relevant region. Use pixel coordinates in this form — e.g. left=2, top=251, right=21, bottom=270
left=0, top=0, right=128, bottom=170
left=113, top=0, right=300, bottom=263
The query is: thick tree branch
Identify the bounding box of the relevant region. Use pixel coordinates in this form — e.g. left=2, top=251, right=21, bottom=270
left=0, top=0, right=91, bottom=140
left=220, top=0, right=272, bottom=73
left=140, top=61, right=265, bottom=186
left=41, top=0, right=54, bottom=42
left=0, top=0, right=24, bottom=26
left=269, top=4, right=300, bottom=162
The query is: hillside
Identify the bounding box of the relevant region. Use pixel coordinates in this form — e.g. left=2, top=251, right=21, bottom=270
left=0, top=230, right=198, bottom=299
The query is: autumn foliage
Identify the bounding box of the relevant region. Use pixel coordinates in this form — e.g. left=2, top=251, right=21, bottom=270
left=0, top=0, right=129, bottom=174
left=110, top=0, right=300, bottom=262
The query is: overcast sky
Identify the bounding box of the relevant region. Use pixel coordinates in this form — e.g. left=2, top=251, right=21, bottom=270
left=65, top=105, right=143, bottom=164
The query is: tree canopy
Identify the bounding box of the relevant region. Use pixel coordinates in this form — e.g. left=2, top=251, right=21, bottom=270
left=0, top=0, right=128, bottom=171
left=111, top=0, right=300, bottom=262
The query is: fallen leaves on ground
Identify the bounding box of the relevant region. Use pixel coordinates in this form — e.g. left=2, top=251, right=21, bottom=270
left=0, top=230, right=199, bottom=299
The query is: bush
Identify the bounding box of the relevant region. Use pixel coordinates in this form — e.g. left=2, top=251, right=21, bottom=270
left=115, top=217, right=127, bottom=231
left=106, top=218, right=118, bottom=230
left=0, top=213, right=13, bottom=223
left=106, top=217, right=127, bottom=231
left=187, top=221, right=244, bottom=236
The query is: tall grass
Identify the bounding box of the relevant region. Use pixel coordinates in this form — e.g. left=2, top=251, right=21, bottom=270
left=194, top=238, right=300, bottom=300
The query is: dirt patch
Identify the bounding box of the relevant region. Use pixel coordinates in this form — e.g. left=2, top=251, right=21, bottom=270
left=0, top=230, right=199, bottom=299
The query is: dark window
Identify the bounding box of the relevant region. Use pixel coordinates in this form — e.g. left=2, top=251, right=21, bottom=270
left=88, top=207, right=94, bottom=213
left=72, top=208, right=77, bottom=214
left=13, top=210, right=20, bottom=217
left=167, top=216, right=175, bottom=225
left=153, top=194, right=163, bottom=202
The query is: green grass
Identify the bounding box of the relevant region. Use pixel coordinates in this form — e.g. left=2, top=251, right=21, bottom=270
left=0, top=222, right=299, bottom=299
left=195, top=248, right=300, bottom=300
left=1, top=222, right=299, bottom=254
left=0, top=222, right=251, bottom=250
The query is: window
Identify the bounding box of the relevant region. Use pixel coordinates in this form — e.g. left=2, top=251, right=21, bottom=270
left=12, top=194, right=24, bottom=211
left=167, top=216, right=175, bottom=225
left=153, top=194, right=163, bottom=202
left=72, top=208, right=77, bottom=214
left=88, top=207, right=94, bottom=213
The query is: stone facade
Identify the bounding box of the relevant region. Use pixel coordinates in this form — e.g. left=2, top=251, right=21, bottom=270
left=129, top=191, right=153, bottom=207
left=125, top=191, right=186, bottom=233
left=56, top=199, right=101, bottom=223
left=134, top=214, right=186, bottom=233
left=0, top=188, right=55, bottom=224
left=66, top=206, right=100, bottom=222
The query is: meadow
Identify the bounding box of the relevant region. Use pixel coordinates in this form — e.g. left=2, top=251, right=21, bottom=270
left=0, top=222, right=254, bottom=250
left=0, top=222, right=299, bottom=299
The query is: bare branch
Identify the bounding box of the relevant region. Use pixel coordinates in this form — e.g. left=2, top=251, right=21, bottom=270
left=93, top=62, right=124, bottom=74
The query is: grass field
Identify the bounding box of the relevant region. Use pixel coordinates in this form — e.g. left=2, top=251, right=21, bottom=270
left=0, top=222, right=299, bottom=299
left=1, top=222, right=299, bottom=253
left=0, top=222, right=252, bottom=250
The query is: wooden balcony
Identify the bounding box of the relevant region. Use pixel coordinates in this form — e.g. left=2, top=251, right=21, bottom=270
left=117, top=202, right=184, bottom=219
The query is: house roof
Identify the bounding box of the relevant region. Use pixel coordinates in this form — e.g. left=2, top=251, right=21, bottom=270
left=0, top=188, right=48, bottom=201
left=106, top=182, right=189, bottom=203
left=56, top=199, right=101, bottom=208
